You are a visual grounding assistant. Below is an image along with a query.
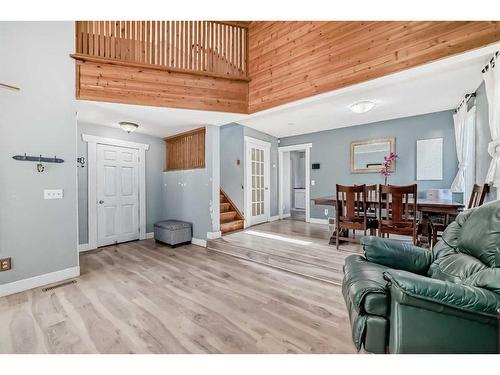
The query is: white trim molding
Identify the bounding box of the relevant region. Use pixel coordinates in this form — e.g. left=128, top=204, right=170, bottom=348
left=0, top=266, right=80, bottom=298
left=78, top=243, right=91, bottom=253
left=191, top=238, right=207, bottom=247
left=82, top=134, right=149, bottom=250
left=269, top=215, right=280, bottom=222
left=146, top=232, right=154, bottom=239
left=278, top=143, right=312, bottom=223
left=207, top=231, right=222, bottom=240
left=309, top=218, right=329, bottom=225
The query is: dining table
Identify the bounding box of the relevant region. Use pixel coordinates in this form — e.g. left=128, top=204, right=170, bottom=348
left=312, top=196, right=465, bottom=246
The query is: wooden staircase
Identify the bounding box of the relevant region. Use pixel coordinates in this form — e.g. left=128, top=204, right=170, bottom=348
left=220, top=189, right=244, bottom=234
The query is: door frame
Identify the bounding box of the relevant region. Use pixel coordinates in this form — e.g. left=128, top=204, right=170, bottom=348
left=244, top=136, right=271, bottom=227
left=278, top=143, right=312, bottom=223
left=82, top=134, right=150, bottom=250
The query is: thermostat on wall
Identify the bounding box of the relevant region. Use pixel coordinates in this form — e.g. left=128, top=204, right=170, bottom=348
left=312, top=163, right=320, bottom=170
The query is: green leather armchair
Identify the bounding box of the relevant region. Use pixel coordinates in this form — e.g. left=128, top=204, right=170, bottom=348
left=342, top=200, right=500, bottom=353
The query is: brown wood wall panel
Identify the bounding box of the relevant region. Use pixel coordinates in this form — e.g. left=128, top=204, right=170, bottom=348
left=247, top=21, right=500, bottom=113
left=76, top=59, right=248, bottom=113
left=165, top=127, right=206, bottom=171
left=75, top=21, right=248, bottom=79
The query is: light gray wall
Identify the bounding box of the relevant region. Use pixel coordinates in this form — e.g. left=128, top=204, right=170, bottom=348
left=279, top=110, right=458, bottom=219
left=473, top=82, right=497, bottom=201
left=77, top=122, right=166, bottom=244
left=220, top=123, right=279, bottom=217
left=0, top=22, right=78, bottom=284
left=163, top=126, right=220, bottom=239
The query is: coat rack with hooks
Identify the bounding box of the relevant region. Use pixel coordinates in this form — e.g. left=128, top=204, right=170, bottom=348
left=12, top=154, right=64, bottom=172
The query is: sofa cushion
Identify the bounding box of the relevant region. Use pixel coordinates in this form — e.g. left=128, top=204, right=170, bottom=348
left=342, top=255, right=390, bottom=317
left=464, top=268, right=500, bottom=293
left=457, top=201, right=500, bottom=267
left=428, top=253, right=489, bottom=283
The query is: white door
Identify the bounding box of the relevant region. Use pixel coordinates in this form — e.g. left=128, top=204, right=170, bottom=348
left=245, top=138, right=271, bottom=226
left=97, top=144, right=139, bottom=247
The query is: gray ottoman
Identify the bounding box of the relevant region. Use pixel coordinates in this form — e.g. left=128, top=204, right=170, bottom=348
left=154, top=220, right=192, bottom=247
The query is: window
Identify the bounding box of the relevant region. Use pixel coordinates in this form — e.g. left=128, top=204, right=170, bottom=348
left=164, top=127, right=205, bottom=171
left=464, top=107, right=476, bottom=201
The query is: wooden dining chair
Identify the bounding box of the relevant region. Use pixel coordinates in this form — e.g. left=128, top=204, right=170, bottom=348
left=429, top=183, right=490, bottom=247
left=378, top=184, right=418, bottom=244
left=335, top=184, right=377, bottom=249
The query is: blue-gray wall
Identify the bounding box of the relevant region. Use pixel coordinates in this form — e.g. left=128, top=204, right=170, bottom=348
left=77, top=122, right=166, bottom=244
left=220, top=124, right=245, bottom=211
left=220, top=123, right=279, bottom=217
left=279, top=110, right=458, bottom=220
left=163, top=126, right=220, bottom=240
left=473, top=82, right=496, bottom=201
left=0, top=22, right=78, bottom=284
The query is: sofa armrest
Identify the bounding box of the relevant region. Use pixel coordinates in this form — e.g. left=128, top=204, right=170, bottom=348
left=384, top=269, right=500, bottom=318
left=361, top=236, right=432, bottom=274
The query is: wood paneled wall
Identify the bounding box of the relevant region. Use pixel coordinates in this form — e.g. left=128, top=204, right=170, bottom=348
left=75, top=58, right=248, bottom=113
left=247, top=21, right=500, bottom=113
left=165, top=127, right=206, bottom=171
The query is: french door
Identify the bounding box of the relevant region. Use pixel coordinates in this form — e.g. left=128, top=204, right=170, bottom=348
left=96, top=144, right=139, bottom=247
left=245, top=137, right=271, bottom=226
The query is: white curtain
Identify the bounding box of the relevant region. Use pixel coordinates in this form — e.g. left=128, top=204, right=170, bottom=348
left=451, top=104, right=468, bottom=192
left=483, top=53, right=500, bottom=199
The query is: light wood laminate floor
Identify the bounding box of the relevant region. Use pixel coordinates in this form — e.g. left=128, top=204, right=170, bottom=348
left=0, top=221, right=357, bottom=354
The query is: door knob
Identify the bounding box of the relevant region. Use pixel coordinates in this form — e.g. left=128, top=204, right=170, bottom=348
left=98, top=200, right=104, bottom=204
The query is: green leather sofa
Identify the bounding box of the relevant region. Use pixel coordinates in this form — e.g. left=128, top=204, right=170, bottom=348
left=342, top=200, right=500, bottom=353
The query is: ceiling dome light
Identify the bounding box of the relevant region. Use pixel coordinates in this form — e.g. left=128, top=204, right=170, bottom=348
left=349, top=100, right=376, bottom=114
left=119, top=121, right=139, bottom=133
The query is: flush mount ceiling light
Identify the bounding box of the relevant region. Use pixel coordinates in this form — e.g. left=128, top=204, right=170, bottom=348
left=119, top=121, right=139, bottom=133
left=349, top=100, right=376, bottom=114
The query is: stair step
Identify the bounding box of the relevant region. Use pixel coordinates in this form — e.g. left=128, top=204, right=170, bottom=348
left=220, top=202, right=231, bottom=213
left=220, top=219, right=244, bottom=234
left=220, top=194, right=227, bottom=203
left=220, top=211, right=237, bottom=223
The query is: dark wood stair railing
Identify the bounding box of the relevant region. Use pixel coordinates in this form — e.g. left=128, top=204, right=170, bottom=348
left=220, top=189, right=244, bottom=234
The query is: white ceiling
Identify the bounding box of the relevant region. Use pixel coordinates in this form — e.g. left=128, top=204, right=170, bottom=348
left=76, top=101, right=246, bottom=138
left=76, top=42, right=500, bottom=139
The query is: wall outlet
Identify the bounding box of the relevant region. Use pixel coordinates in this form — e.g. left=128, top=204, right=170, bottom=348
left=324, top=209, right=329, bottom=216
left=0, top=257, right=11, bottom=271
left=44, top=189, right=63, bottom=200
left=311, top=180, right=316, bottom=186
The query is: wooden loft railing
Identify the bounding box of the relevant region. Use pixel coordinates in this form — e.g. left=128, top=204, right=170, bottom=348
left=73, top=21, right=248, bottom=80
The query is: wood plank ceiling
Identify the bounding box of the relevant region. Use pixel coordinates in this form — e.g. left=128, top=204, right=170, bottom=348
left=247, top=21, right=500, bottom=113
left=73, top=21, right=500, bottom=114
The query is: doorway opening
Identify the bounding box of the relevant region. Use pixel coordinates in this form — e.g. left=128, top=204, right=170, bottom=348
left=278, top=143, right=312, bottom=223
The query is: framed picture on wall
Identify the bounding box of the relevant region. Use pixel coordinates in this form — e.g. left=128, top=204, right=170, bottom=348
left=416, top=138, right=443, bottom=180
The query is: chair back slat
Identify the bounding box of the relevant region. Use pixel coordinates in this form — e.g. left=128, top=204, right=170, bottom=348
left=468, top=183, right=490, bottom=209
left=336, top=184, right=366, bottom=221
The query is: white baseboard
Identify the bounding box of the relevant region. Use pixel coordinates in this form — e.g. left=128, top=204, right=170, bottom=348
left=280, top=213, right=291, bottom=219
left=145, top=232, right=154, bottom=239
left=207, top=231, right=221, bottom=240
left=191, top=238, right=207, bottom=247
left=269, top=215, right=280, bottom=222
left=309, top=218, right=329, bottom=225
left=78, top=243, right=92, bottom=253
left=0, top=266, right=80, bottom=298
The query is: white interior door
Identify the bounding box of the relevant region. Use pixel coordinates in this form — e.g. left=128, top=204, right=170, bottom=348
left=97, top=144, right=139, bottom=247
left=245, top=138, right=271, bottom=226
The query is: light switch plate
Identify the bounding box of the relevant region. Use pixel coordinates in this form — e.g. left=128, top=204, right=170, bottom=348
left=44, top=189, right=63, bottom=200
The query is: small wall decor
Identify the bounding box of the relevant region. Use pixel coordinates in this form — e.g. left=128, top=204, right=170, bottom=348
left=12, top=153, right=64, bottom=172
left=351, top=137, right=395, bottom=173
left=417, top=138, right=443, bottom=181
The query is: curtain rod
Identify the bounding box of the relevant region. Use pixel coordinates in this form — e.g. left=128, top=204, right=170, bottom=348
left=454, top=92, right=476, bottom=113
left=481, top=51, right=498, bottom=73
